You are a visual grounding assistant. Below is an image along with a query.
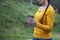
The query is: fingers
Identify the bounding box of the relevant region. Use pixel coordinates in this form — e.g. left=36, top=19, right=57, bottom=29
left=27, top=17, right=36, bottom=24
left=28, top=17, right=34, bottom=21
left=27, top=19, right=32, bottom=24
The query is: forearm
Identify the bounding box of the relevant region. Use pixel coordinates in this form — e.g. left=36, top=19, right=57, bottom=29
left=36, top=21, right=53, bottom=32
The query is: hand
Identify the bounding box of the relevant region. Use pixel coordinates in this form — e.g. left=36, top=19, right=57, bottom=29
left=27, top=17, right=33, bottom=24
left=27, top=17, right=36, bottom=25
left=31, top=19, right=36, bottom=25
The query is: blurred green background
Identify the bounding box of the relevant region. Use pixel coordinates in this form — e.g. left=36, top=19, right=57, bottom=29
left=0, top=0, right=60, bottom=40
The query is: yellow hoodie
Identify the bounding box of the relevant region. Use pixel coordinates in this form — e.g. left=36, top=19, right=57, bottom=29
left=34, top=5, right=55, bottom=39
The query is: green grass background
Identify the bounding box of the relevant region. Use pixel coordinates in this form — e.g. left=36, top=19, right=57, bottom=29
left=0, top=0, right=60, bottom=40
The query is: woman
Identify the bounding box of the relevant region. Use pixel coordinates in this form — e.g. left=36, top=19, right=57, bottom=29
left=27, top=0, right=55, bottom=40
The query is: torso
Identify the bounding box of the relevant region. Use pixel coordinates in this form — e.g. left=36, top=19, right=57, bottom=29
left=34, top=5, right=55, bottom=38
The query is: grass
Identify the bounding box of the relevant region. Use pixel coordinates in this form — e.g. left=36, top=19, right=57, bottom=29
left=0, top=0, right=60, bottom=40
left=0, top=1, right=38, bottom=40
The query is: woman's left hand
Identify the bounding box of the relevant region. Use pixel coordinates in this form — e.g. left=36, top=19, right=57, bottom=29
left=31, top=19, right=36, bottom=25
left=27, top=16, right=36, bottom=25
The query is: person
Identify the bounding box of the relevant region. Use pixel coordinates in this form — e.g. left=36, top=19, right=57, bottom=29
left=27, top=0, right=55, bottom=40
